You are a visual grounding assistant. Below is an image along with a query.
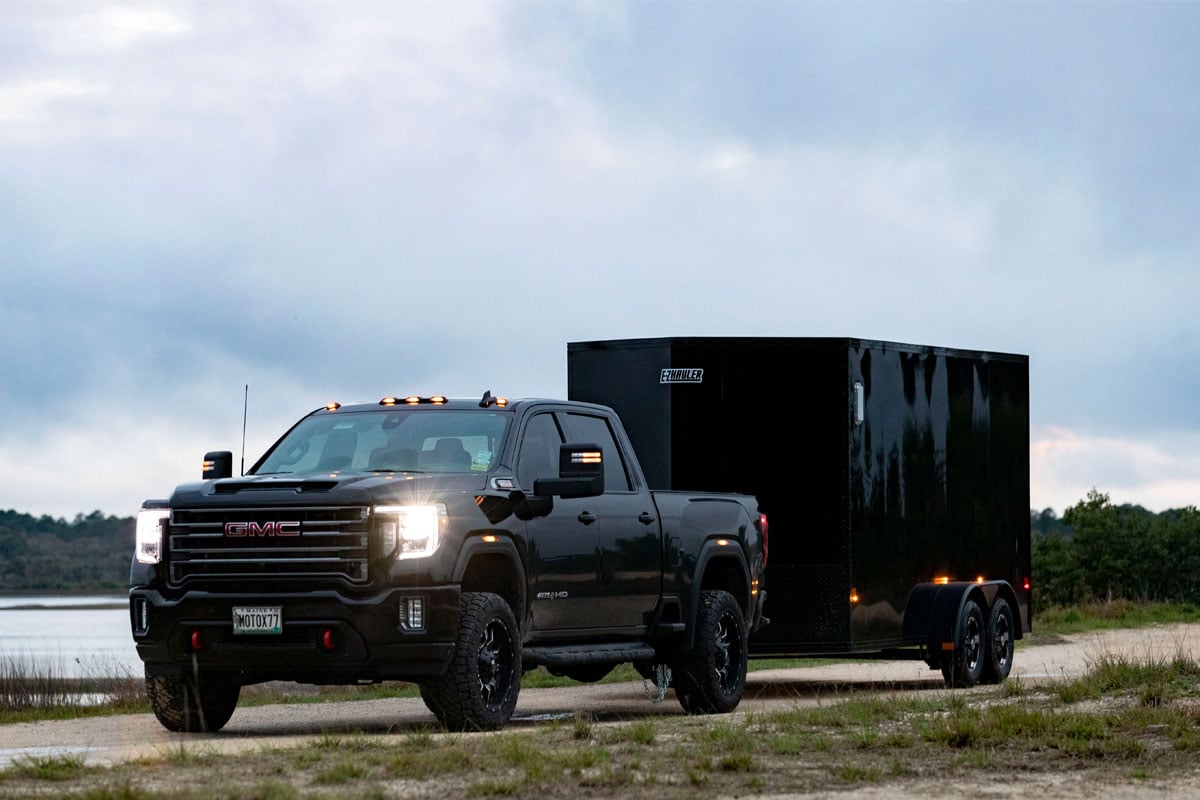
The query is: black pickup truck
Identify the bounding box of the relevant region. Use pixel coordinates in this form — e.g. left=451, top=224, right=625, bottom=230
left=131, top=393, right=767, bottom=732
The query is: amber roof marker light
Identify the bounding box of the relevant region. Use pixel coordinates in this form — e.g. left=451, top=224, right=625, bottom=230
left=479, top=390, right=509, bottom=408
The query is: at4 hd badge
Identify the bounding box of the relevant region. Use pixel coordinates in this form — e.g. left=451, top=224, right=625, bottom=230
left=660, top=368, right=704, bottom=384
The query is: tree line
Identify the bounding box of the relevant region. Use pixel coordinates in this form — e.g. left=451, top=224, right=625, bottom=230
left=1032, top=491, right=1200, bottom=607
left=0, top=510, right=133, bottom=593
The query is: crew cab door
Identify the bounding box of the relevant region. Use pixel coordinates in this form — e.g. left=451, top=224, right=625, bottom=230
left=518, top=411, right=606, bottom=631
left=559, top=410, right=661, bottom=630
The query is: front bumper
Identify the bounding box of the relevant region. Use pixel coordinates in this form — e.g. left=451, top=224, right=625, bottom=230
left=129, top=585, right=460, bottom=683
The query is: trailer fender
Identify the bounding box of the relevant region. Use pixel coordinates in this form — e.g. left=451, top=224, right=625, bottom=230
left=903, top=581, right=1018, bottom=668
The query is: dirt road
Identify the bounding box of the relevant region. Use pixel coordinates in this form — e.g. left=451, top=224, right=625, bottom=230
left=3, top=622, right=1197, bottom=772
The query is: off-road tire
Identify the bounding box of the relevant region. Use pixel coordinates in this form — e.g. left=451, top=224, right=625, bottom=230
left=981, top=597, right=1015, bottom=685
left=421, top=592, right=521, bottom=731
left=941, top=598, right=986, bottom=688
left=673, top=590, right=747, bottom=715
left=145, top=669, right=240, bottom=733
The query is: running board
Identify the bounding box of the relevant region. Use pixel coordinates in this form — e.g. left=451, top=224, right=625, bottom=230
left=523, top=643, right=657, bottom=668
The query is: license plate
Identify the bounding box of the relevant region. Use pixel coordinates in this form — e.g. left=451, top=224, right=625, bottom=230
left=232, top=606, right=282, bottom=635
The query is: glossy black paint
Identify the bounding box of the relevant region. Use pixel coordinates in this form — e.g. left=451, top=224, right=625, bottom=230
left=567, top=337, right=1031, bottom=656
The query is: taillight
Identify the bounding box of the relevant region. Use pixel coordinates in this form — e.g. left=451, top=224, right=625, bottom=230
left=758, top=513, right=769, bottom=567
left=1023, top=576, right=1031, bottom=591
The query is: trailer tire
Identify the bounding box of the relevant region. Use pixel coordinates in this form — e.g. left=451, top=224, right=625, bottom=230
left=940, top=598, right=985, bottom=689
left=674, top=590, right=747, bottom=715
left=146, top=670, right=240, bottom=733
left=981, top=597, right=1015, bottom=684
left=420, top=592, right=521, bottom=731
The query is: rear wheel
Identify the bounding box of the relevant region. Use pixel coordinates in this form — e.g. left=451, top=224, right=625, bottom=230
left=940, top=598, right=985, bottom=688
left=421, top=592, right=521, bottom=731
left=146, top=669, right=240, bottom=733
left=674, top=590, right=747, bottom=715
left=981, top=598, right=1015, bottom=684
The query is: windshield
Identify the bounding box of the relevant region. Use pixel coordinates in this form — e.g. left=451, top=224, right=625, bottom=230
left=252, top=409, right=510, bottom=476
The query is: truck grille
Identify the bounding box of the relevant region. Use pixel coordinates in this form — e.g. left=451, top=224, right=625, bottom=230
left=167, top=506, right=370, bottom=587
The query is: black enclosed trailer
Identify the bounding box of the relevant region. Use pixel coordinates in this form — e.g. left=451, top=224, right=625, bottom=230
left=567, top=337, right=1031, bottom=686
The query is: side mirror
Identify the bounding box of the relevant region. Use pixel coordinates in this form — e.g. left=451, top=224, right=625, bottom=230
left=203, top=451, right=234, bottom=480
left=474, top=490, right=555, bottom=523
left=533, top=443, right=605, bottom=499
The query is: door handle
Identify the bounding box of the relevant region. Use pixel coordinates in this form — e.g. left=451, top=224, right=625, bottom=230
left=578, top=512, right=598, bottom=525
left=638, top=512, right=656, bottom=525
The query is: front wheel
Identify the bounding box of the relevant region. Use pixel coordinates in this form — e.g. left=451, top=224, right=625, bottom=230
left=145, top=669, right=240, bottom=733
left=420, top=592, right=521, bottom=731
left=674, top=590, right=747, bottom=715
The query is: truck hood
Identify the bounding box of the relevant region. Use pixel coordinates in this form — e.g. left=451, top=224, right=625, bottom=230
left=168, top=471, right=492, bottom=507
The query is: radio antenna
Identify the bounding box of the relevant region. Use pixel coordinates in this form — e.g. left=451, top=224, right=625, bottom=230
left=240, top=384, right=249, bottom=476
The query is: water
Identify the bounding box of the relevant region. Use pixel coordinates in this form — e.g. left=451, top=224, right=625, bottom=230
left=0, top=595, right=141, bottom=678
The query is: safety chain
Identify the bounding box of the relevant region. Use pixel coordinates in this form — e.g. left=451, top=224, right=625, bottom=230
left=641, top=663, right=673, bottom=704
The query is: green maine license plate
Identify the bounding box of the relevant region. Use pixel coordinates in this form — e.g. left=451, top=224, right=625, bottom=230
left=232, top=606, right=282, bottom=635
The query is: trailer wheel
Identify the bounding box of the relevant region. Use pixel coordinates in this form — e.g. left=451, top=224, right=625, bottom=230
left=420, top=592, right=521, bottom=731
left=146, top=669, right=240, bottom=733
left=940, top=598, right=985, bottom=688
left=674, top=590, right=747, bottom=715
left=981, top=598, right=1015, bottom=684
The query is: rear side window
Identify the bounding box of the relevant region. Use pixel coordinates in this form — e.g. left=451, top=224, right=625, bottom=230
left=562, top=413, right=632, bottom=492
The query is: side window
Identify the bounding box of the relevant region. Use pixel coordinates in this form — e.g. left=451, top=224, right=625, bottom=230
left=516, top=413, right=563, bottom=487
left=562, top=413, right=632, bottom=492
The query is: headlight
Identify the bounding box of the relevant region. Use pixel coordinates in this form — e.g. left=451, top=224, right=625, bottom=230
left=374, top=504, right=445, bottom=560
left=136, top=508, right=169, bottom=564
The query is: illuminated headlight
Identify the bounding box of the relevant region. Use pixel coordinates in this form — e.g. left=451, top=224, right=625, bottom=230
left=136, top=508, right=169, bottom=565
left=374, top=504, right=445, bottom=559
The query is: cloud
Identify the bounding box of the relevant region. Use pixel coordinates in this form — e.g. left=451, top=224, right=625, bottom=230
left=1031, top=426, right=1200, bottom=514
left=69, top=5, right=191, bottom=49
left=0, top=2, right=1198, bottom=517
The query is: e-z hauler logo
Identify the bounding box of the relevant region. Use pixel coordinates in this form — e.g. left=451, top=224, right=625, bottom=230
left=224, top=521, right=301, bottom=537
left=660, top=368, right=704, bottom=384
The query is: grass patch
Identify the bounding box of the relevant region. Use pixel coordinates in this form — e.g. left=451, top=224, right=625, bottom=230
left=1034, top=600, right=1200, bottom=636
left=5, top=753, right=91, bottom=781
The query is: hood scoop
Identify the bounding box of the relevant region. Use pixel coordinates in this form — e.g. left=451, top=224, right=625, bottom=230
left=214, top=478, right=339, bottom=494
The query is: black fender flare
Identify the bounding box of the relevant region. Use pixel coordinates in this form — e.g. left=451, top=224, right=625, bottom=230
left=683, top=539, right=753, bottom=648
left=451, top=533, right=528, bottom=627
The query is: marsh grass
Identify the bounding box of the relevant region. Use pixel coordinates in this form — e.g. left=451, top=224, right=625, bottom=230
left=0, top=655, right=145, bottom=722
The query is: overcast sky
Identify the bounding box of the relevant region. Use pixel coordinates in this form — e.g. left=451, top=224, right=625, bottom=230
left=2, top=1, right=1198, bottom=520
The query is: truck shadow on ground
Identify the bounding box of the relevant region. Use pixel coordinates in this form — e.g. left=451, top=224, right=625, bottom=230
left=218, top=677, right=950, bottom=738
